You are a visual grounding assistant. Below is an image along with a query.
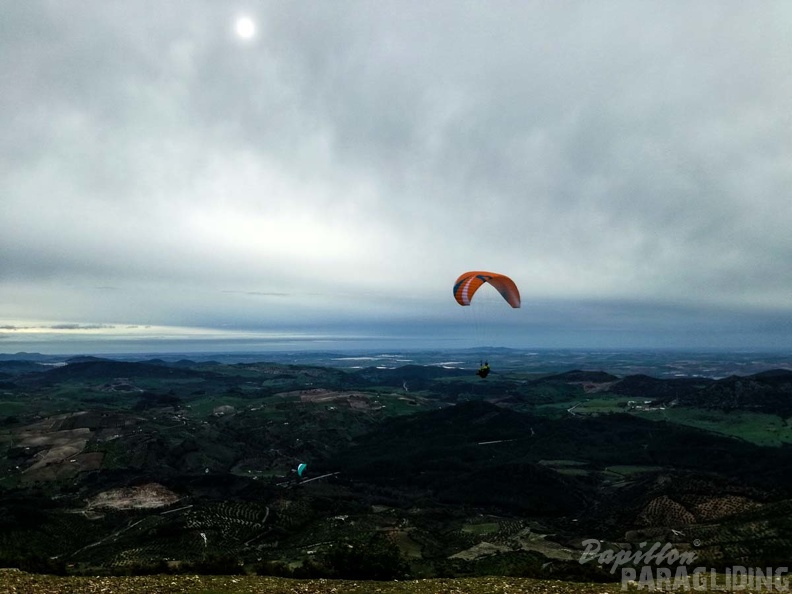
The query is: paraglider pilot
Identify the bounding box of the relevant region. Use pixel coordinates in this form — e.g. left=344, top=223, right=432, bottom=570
left=477, top=361, right=490, bottom=379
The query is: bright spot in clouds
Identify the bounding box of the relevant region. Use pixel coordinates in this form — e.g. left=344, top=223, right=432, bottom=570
left=235, top=16, right=256, bottom=39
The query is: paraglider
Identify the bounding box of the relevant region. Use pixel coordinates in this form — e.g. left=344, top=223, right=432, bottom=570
left=278, top=463, right=340, bottom=488
left=453, top=271, right=521, bottom=308
left=453, top=271, right=520, bottom=378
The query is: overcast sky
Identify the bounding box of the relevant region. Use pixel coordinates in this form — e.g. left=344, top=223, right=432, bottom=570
left=2, top=1, right=792, bottom=354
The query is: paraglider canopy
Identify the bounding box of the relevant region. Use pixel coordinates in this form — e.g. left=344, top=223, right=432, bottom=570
left=296, top=463, right=307, bottom=478
left=453, top=271, right=520, bottom=308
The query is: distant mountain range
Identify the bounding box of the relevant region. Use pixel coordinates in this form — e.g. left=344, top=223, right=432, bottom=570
left=3, top=347, right=791, bottom=377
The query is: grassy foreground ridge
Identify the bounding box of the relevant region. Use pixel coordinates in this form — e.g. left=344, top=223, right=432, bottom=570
left=0, top=570, right=775, bottom=594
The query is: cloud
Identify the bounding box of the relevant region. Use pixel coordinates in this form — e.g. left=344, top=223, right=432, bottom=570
left=0, top=323, right=115, bottom=331
left=222, top=290, right=292, bottom=297
left=47, top=324, right=115, bottom=331
left=2, top=2, right=792, bottom=350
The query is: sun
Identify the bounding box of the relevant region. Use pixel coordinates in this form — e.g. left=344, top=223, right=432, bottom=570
left=235, top=16, right=256, bottom=40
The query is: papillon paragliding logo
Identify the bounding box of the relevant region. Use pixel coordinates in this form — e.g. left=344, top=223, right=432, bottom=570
left=453, top=271, right=520, bottom=374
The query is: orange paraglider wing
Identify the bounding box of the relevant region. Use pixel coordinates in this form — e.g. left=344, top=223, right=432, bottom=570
left=453, top=271, right=520, bottom=308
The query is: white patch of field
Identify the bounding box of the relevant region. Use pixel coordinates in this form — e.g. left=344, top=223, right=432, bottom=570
left=16, top=428, right=91, bottom=448
left=86, top=483, right=181, bottom=510
left=449, top=541, right=512, bottom=561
